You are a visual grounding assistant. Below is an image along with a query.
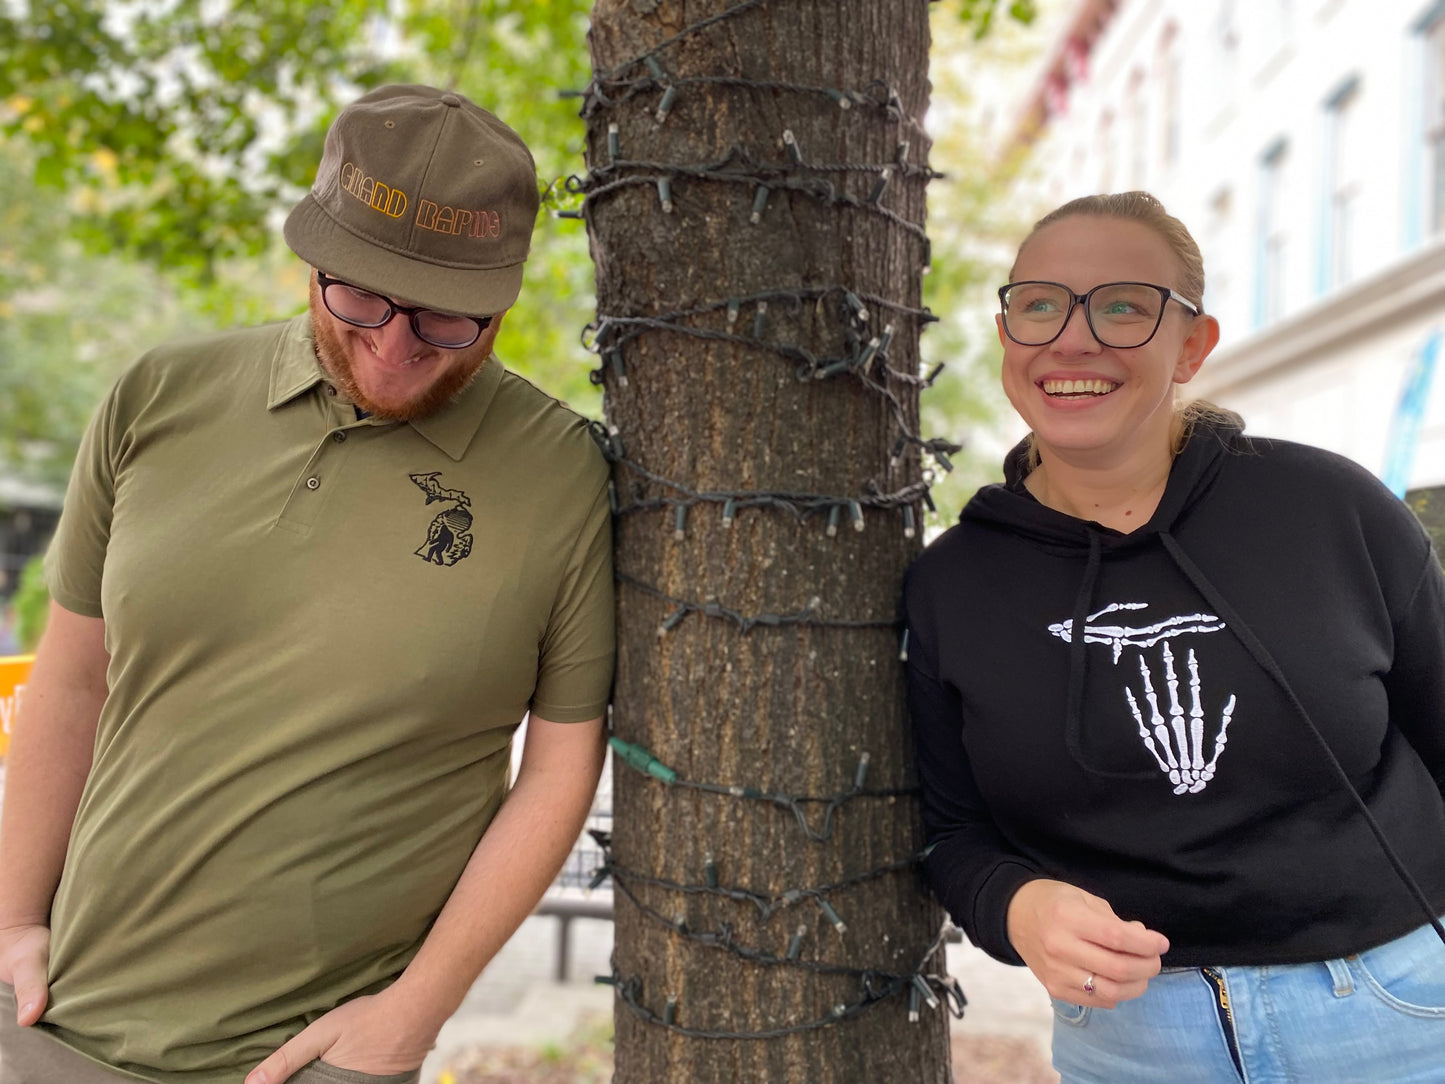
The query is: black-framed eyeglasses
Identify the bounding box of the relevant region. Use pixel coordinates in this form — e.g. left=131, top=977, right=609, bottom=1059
left=316, top=271, right=493, bottom=349
left=998, top=280, right=1202, bottom=349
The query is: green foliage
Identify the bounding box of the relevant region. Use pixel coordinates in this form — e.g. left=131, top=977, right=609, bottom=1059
left=400, top=0, right=601, bottom=413
left=0, top=0, right=601, bottom=489
left=955, top=0, right=1037, bottom=38
left=0, top=0, right=1038, bottom=514
left=13, top=554, right=48, bottom=652
left=923, top=0, right=1048, bottom=523
left=0, top=136, right=211, bottom=486
left=0, top=0, right=402, bottom=282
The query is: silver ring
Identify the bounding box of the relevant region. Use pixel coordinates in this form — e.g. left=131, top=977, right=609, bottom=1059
left=1083, top=973, right=1096, bottom=995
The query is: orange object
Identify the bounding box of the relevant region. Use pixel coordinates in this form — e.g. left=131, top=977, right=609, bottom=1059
left=0, top=655, right=34, bottom=757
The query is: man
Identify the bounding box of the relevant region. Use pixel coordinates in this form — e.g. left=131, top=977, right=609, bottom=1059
left=0, top=84, right=614, bottom=1084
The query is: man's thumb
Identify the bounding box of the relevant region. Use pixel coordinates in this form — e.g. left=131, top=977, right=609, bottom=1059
left=11, top=956, right=50, bottom=1026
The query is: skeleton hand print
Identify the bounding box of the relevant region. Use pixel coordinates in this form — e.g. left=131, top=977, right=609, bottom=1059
left=1048, top=602, right=1226, bottom=663
left=1124, top=642, right=1237, bottom=795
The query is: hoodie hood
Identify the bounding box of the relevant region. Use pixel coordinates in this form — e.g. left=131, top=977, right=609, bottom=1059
left=959, top=417, right=1245, bottom=553
left=958, top=418, right=1247, bottom=758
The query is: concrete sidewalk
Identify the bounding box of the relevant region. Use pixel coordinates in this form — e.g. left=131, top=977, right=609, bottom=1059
left=422, top=911, right=1056, bottom=1083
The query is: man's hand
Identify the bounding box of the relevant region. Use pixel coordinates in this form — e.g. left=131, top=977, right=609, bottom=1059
left=0, top=923, right=50, bottom=1026
left=245, top=715, right=603, bottom=1084
left=244, top=990, right=432, bottom=1084
left=1006, top=879, right=1168, bottom=1009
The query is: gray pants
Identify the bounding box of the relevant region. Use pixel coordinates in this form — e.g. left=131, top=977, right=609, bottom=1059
left=0, top=986, right=419, bottom=1084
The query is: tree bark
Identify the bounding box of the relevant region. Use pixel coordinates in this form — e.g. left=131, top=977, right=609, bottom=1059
left=581, top=2, right=953, bottom=1080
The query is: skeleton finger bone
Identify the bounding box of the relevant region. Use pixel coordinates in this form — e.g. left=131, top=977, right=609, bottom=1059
left=1048, top=604, right=1225, bottom=663
left=1124, top=645, right=1238, bottom=796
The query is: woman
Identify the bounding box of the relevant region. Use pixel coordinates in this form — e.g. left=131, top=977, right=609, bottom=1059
left=905, top=191, right=1445, bottom=1081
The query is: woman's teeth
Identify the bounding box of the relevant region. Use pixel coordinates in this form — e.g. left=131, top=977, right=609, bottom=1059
left=1042, top=378, right=1119, bottom=398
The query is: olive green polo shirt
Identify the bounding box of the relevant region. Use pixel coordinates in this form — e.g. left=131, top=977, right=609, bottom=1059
left=40, top=314, right=614, bottom=1083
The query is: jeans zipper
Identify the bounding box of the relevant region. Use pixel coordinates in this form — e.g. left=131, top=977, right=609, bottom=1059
left=1201, top=967, right=1246, bottom=1081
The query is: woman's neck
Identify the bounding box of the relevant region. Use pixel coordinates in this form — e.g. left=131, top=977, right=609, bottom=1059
left=1023, top=444, right=1174, bottom=533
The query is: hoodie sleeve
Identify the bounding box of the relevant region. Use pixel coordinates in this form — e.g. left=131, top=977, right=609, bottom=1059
left=1385, top=543, right=1445, bottom=799
left=905, top=573, right=1043, bottom=966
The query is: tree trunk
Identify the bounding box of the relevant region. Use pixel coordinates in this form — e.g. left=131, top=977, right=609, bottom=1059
left=580, top=2, right=954, bottom=1080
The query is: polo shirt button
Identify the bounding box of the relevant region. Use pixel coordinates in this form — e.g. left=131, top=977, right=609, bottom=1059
left=325, top=384, right=337, bottom=396
left=306, top=477, right=321, bottom=490
left=332, top=431, right=347, bottom=443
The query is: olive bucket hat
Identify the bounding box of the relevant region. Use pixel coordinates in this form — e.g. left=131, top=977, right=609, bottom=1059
left=284, top=84, right=540, bottom=316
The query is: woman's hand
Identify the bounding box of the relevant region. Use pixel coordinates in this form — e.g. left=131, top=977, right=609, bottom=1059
left=1006, top=879, right=1169, bottom=1009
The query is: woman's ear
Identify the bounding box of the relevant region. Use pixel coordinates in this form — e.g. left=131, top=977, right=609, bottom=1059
left=1173, top=314, right=1220, bottom=385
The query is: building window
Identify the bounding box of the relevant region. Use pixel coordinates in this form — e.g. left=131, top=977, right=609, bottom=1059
left=1263, top=0, right=1293, bottom=44
left=1324, top=78, right=1362, bottom=288
left=1256, top=141, right=1289, bottom=327
left=1204, top=187, right=1233, bottom=322
left=1158, top=28, right=1182, bottom=171
left=1213, top=0, right=1239, bottom=100
left=1126, top=72, right=1147, bottom=188
left=1424, top=13, right=1445, bottom=233
left=1098, top=110, right=1116, bottom=192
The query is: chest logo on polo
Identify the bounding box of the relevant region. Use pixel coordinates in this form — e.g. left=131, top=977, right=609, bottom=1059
left=409, top=472, right=473, bottom=567
left=1049, top=602, right=1238, bottom=796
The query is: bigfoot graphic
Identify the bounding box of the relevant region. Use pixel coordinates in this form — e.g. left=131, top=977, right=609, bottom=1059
left=410, top=472, right=474, bottom=566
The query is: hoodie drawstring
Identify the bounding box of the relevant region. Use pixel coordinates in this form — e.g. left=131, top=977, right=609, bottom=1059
left=1063, top=532, right=1104, bottom=768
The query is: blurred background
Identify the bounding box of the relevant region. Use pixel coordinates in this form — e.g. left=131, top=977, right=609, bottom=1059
left=995, top=0, right=1445, bottom=492
left=1, top=3, right=1439, bottom=1078
left=3, top=0, right=1026, bottom=648
left=7, top=0, right=1442, bottom=649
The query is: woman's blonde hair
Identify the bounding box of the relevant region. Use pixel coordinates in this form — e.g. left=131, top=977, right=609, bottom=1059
left=1011, top=190, right=1206, bottom=311
left=1012, top=192, right=1235, bottom=470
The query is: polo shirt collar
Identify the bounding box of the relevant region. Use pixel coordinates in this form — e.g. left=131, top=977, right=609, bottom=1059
left=405, top=358, right=502, bottom=460
left=266, top=312, right=503, bottom=461
left=267, top=314, right=327, bottom=409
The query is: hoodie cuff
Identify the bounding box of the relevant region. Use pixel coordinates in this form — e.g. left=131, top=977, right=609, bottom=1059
left=972, top=861, right=1045, bottom=966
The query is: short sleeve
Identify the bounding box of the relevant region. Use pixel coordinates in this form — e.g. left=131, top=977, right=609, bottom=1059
left=44, top=384, right=124, bottom=618
left=529, top=478, right=615, bottom=722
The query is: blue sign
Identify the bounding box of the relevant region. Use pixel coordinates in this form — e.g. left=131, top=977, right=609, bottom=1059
left=1383, top=331, right=1442, bottom=497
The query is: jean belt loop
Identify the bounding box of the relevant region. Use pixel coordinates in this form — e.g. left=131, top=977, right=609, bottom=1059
left=1324, top=956, right=1355, bottom=997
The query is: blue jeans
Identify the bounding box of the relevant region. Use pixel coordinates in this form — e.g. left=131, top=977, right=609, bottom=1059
left=1050, top=918, right=1445, bottom=1083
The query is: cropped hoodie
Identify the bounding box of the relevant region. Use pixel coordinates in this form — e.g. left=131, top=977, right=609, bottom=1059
left=904, top=420, right=1445, bottom=967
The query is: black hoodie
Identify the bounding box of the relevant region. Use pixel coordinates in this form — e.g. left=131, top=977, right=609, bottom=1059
left=904, top=420, right=1445, bottom=967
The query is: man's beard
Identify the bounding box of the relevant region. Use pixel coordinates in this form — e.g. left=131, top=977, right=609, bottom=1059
left=309, top=290, right=485, bottom=421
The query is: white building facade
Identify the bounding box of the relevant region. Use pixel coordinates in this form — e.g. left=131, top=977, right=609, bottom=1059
left=1006, top=0, right=1445, bottom=491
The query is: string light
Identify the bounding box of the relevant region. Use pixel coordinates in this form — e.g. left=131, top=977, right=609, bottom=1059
left=656, top=85, right=678, bottom=124
left=595, top=840, right=929, bottom=922
left=569, top=156, right=935, bottom=253
left=607, top=739, right=916, bottom=842
left=597, top=841, right=955, bottom=986
left=595, top=859, right=968, bottom=1039
left=619, top=574, right=894, bottom=637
